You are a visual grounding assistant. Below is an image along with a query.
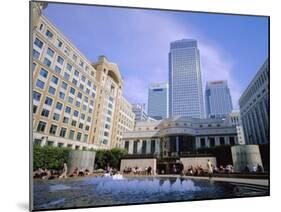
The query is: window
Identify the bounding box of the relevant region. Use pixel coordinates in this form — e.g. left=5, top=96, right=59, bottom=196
left=83, top=134, right=88, bottom=142
left=44, top=97, right=53, bottom=106
left=33, top=105, right=37, bottom=113
left=66, top=63, right=72, bottom=72
left=41, top=109, right=49, bottom=117
left=53, top=113, right=60, bottom=121
left=37, top=121, right=46, bottom=132
left=85, top=125, right=90, bottom=131
left=72, top=78, right=77, bottom=86
left=82, top=105, right=87, bottom=111
left=77, top=92, right=82, bottom=99
left=86, top=88, right=90, bottom=95
left=75, top=101, right=81, bottom=107
left=39, top=23, right=44, bottom=30
left=79, top=60, right=84, bottom=68
left=57, top=40, right=63, bottom=48
left=200, top=138, right=205, bottom=147
left=57, top=56, right=64, bottom=65
left=73, top=54, right=77, bottom=62
left=60, top=127, right=67, bottom=137
left=63, top=72, right=70, bottom=80
left=65, top=106, right=71, bottom=114
left=32, top=49, right=40, bottom=59
left=63, top=117, right=69, bottom=124
left=79, top=84, right=84, bottom=90
left=47, top=48, right=54, bottom=57
left=45, top=30, right=53, bottom=39
left=33, top=91, right=41, bottom=101
left=79, top=123, right=83, bottom=129
left=77, top=132, right=82, bottom=141
left=70, top=87, right=75, bottom=95
left=87, top=81, right=91, bottom=87
left=73, top=110, right=79, bottom=117
left=56, top=102, right=63, bottom=110
left=71, top=120, right=77, bottom=127
left=81, top=75, right=86, bottom=82
left=36, top=79, right=45, bottom=89
left=49, top=125, right=57, bottom=135
left=51, top=76, right=58, bottom=84
left=87, top=117, right=91, bottom=122
left=32, top=63, right=37, bottom=72
left=74, top=70, right=79, bottom=77
left=90, top=100, right=94, bottom=106
left=88, top=108, right=93, bottom=114
left=43, top=58, right=51, bottom=67
left=34, top=38, right=43, bottom=49
left=219, top=137, right=225, bottom=145
left=69, top=130, right=75, bottom=140
left=80, top=113, right=85, bottom=120
left=61, top=81, right=67, bottom=90
left=59, top=92, right=65, bottom=100
left=48, top=86, right=56, bottom=95
left=54, top=66, right=61, bottom=74
left=68, top=96, right=74, bottom=104
left=39, top=68, right=48, bottom=78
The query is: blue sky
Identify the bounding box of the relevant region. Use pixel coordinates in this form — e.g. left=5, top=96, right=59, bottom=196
left=44, top=3, right=268, bottom=110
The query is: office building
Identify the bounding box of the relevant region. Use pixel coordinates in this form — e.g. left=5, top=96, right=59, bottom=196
left=148, top=83, right=169, bottom=120
left=205, top=80, right=233, bottom=119
left=132, top=104, right=148, bottom=121
left=225, top=111, right=245, bottom=145
left=31, top=3, right=135, bottom=150
left=239, top=59, right=269, bottom=145
left=169, top=39, right=204, bottom=118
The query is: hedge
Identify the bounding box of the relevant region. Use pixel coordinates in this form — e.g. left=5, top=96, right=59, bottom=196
left=33, top=144, right=71, bottom=170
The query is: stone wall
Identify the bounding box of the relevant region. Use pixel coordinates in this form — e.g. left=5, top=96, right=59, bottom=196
left=231, top=145, right=263, bottom=172
left=67, top=150, right=96, bottom=174
left=120, top=158, right=157, bottom=173
left=180, top=157, right=217, bottom=170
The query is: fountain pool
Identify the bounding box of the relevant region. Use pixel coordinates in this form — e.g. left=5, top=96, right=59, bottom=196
left=33, top=176, right=268, bottom=210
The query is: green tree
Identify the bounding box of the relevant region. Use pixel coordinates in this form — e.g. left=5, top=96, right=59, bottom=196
left=95, top=148, right=127, bottom=170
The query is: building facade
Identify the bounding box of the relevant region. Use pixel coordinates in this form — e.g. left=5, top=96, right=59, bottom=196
left=225, top=111, right=245, bottom=145
left=31, top=3, right=134, bottom=150
left=148, top=83, right=169, bottom=120
left=169, top=39, right=204, bottom=119
left=205, top=80, right=233, bottom=119
left=122, top=116, right=238, bottom=158
left=239, top=59, right=269, bottom=145
left=132, top=104, right=148, bottom=121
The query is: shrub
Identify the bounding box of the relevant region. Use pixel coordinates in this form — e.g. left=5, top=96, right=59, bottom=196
left=95, top=148, right=127, bottom=170
left=33, top=144, right=71, bottom=170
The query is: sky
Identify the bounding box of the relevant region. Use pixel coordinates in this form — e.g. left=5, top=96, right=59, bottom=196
left=44, top=3, right=268, bottom=110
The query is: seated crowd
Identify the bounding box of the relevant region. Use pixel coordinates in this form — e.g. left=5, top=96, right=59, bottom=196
left=123, top=166, right=153, bottom=175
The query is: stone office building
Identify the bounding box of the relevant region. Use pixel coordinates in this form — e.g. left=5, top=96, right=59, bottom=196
left=239, top=59, right=269, bottom=145
left=121, top=116, right=238, bottom=172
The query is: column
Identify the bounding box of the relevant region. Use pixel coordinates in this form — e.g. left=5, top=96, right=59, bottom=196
left=128, top=140, right=133, bottom=154
left=225, top=136, right=230, bottom=145
left=215, top=136, right=220, bottom=146
left=195, top=137, right=201, bottom=149
left=146, top=140, right=151, bottom=154
left=176, top=136, right=179, bottom=157
left=205, top=136, right=210, bottom=148
left=137, top=140, right=142, bottom=154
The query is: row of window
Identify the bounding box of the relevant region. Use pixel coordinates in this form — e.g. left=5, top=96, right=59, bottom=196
left=37, top=120, right=88, bottom=142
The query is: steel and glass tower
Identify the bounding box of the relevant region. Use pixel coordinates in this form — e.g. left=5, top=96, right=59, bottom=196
left=169, top=39, right=204, bottom=118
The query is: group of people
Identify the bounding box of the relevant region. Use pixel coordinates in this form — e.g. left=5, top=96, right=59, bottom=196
left=123, top=166, right=153, bottom=175
left=244, top=163, right=264, bottom=173
left=33, top=162, right=91, bottom=180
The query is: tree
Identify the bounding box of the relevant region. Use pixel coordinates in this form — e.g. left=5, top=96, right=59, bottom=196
left=94, top=148, right=127, bottom=170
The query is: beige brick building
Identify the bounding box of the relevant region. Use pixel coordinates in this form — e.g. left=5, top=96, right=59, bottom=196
left=31, top=2, right=135, bottom=150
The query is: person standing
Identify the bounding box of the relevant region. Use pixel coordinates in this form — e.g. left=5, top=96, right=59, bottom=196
left=207, top=159, right=213, bottom=180
left=59, top=162, right=68, bottom=179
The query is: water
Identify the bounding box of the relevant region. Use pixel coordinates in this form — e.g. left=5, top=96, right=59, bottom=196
left=33, top=176, right=268, bottom=210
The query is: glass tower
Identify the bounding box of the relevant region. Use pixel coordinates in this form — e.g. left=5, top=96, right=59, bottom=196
left=205, top=80, right=233, bottom=118
left=148, top=83, right=169, bottom=120
left=169, top=39, right=204, bottom=118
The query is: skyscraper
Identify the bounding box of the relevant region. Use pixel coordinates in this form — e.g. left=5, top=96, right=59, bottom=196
left=169, top=39, right=204, bottom=118
left=148, top=83, right=169, bottom=120
left=205, top=80, right=233, bottom=118
left=132, top=104, right=148, bottom=121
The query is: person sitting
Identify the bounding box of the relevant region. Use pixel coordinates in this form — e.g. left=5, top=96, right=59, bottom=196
left=78, top=169, right=84, bottom=177
left=69, top=167, right=78, bottom=177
